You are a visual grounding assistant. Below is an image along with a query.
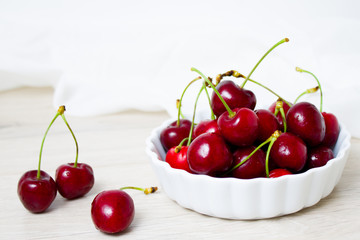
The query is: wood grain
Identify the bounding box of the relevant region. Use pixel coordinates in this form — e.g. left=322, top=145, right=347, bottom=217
left=1, top=87, right=359, bottom=239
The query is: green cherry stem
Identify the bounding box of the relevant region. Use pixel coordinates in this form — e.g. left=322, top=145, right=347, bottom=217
left=37, top=106, right=64, bottom=179
left=177, top=76, right=202, bottom=126
left=294, top=86, right=319, bottom=104
left=265, top=131, right=281, bottom=177
left=279, top=107, right=287, bottom=132
left=175, top=137, right=189, bottom=153
left=60, top=110, right=79, bottom=168
left=241, top=38, right=289, bottom=88
left=203, top=86, right=215, bottom=120
left=296, top=67, right=323, bottom=112
left=120, top=186, right=158, bottom=195
left=191, top=67, right=236, bottom=118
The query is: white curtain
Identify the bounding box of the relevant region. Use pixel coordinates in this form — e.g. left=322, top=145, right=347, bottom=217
left=1, top=0, right=359, bottom=138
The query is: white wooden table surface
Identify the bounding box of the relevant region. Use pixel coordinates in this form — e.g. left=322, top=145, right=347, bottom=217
left=1, top=87, right=359, bottom=240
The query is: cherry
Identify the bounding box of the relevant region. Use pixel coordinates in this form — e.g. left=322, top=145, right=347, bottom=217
left=255, top=109, right=280, bottom=142
left=321, top=112, right=340, bottom=149
left=18, top=170, right=57, bottom=213
left=91, top=186, right=157, bottom=234
left=210, top=80, right=256, bottom=117
left=17, top=106, right=62, bottom=213
left=307, top=146, right=334, bottom=169
left=187, top=132, right=233, bottom=176
left=270, top=132, right=307, bottom=172
left=286, top=102, right=325, bottom=147
left=218, top=107, right=259, bottom=147
left=230, top=146, right=266, bottom=179
left=268, top=99, right=292, bottom=132
left=193, top=119, right=220, bottom=138
left=269, top=169, right=292, bottom=178
left=160, top=119, right=192, bottom=152
left=165, top=145, right=192, bottom=173
left=55, top=107, right=94, bottom=199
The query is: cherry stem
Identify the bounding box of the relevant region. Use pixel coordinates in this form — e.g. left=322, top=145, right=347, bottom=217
left=37, top=106, right=64, bottom=179
left=60, top=112, right=79, bottom=168
left=265, top=131, right=281, bottom=177
left=241, top=38, right=289, bottom=88
left=176, top=99, right=186, bottom=119
left=203, top=86, right=215, bottom=120
left=296, top=67, right=323, bottom=112
left=120, top=186, right=158, bottom=195
left=224, top=138, right=271, bottom=175
left=294, top=86, right=319, bottom=104
left=175, top=137, right=189, bottom=153
left=279, top=107, right=287, bottom=132
left=177, top=77, right=201, bottom=126
left=187, top=83, right=206, bottom=146
left=191, top=67, right=236, bottom=118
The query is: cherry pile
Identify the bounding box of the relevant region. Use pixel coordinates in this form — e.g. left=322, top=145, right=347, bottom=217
left=160, top=38, right=340, bottom=179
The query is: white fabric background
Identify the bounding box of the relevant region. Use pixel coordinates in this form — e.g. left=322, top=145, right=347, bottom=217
left=1, top=0, right=359, bottom=138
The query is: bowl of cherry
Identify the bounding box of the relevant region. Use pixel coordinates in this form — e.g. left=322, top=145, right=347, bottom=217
left=145, top=38, right=351, bottom=219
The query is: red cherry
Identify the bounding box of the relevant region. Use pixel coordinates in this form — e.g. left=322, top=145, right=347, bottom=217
left=255, top=109, right=280, bottom=142
left=187, top=132, right=233, bottom=176
left=91, top=190, right=135, bottom=234
left=321, top=112, right=340, bottom=149
left=55, top=163, right=94, bottom=199
left=269, top=169, right=292, bottom=178
left=268, top=100, right=291, bottom=131
left=211, top=80, right=256, bottom=117
left=17, top=170, right=57, bottom=213
left=307, top=146, right=334, bottom=169
left=231, top=146, right=266, bottom=179
left=160, top=119, right=192, bottom=152
left=218, top=108, right=259, bottom=147
left=193, top=119, right=220, bottom=138
left=270, top=132, right=307, bottom=172
left=286, top=102, right=325, bottom=147
left=165, top=146, right=192, bottom=173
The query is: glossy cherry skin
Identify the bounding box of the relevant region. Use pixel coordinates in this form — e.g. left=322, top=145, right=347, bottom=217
left=307, top=146, right=334, bottom=169
left=160, top=119, right=192, bottom=152
left=17, top=170, right=57, bottom=213
left=286, top=102, right=325, bottom=147
left=255, top=109, right=280, bottom=142
left=165, top=146, right=192, bottom=173
left=211, top=80, right=256, bottom=117
left=91, top=190, right=135, bottom=234
left=193, top=119, right=220, bottom=138
left=321, top=112, right=340, bottom=149
left=270, top=132, right=307, bottom=172
left=187, top=132, right=233, bottom=176
left=218, top=108, right=259, bottom=147
left=55, top=163, right=94, bottom=200
left=269, top=169, right=292, bottom=178
left=231, top=146, right=266, bottom=179
left=268, top=100, right=292, bottom=131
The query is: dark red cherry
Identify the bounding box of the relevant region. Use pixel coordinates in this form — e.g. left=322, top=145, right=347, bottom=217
left=165, top=146, right=192, bottom=173
left=55, top=163, right=95, bottom=200
left=211, top=80, right=256, bottom=117
left=231, top=146, right=266, bottom=179
left=218, top=108, right=259, bottom=147
left=91, top=190, right=134, bottom=234
left=193, top=119, right=220, bottom=138
left=269, top=169, right=292, bottom=178
left=270, top=132, right=307, bottom=172
left=268, top=100, right=291, bottom=131
left=286, top=102, right=325, bottom=147
left=255, top=109, right=280, bottom=142
left=17, top=170, right=57, bottom=213
left=187, top=132, right=232, bottom=176
left=307, top=146, right=334, bottom=169
left=321, top=112, right=340, bottom=149
left=160, top=119, right=192, bottom=152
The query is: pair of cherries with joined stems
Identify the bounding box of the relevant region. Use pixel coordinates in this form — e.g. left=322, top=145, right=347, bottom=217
left=17, top=106, right=94, bottom=213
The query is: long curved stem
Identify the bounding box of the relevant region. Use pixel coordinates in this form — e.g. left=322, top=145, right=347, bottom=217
left=203, top=86, right=215, bottom=120
left=241, top=38, right=289, bottom=88
left=60, top=114, right=79, bottom=168
left=187, top=84, right=206, bottom=146
left=177, top=77, right=201, bottom=126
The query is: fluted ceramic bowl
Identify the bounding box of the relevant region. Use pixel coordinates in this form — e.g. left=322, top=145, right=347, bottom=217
left=145, top=118, right=351, bottom=219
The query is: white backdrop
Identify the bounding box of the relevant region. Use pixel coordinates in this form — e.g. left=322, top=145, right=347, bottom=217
left=1, top=0, right=359, bottom=138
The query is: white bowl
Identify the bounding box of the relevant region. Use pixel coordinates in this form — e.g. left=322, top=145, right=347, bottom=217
left=145, top=119, right=351, bottom=219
